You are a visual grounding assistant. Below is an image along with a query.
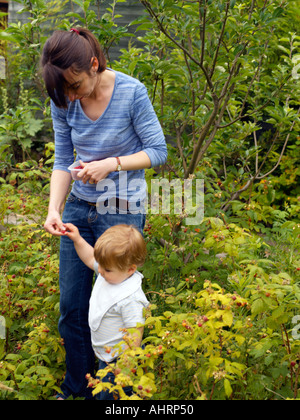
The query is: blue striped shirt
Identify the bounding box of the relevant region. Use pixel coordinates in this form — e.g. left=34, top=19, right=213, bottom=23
left=51, top=69, right=167, bottom=203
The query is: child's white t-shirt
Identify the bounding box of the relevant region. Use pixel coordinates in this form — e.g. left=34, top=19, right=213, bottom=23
left=89, top=266, right=149, bottom=363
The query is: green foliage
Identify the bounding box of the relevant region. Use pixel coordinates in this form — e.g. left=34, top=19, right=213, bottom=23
left=63, top=0, right=132, bottom=61
left=99, top=281, right=250, bottom=400
left=0, top=174, right=64, bottom=400
left=115, top=0, right=300, bottom=216
left=0, top=82, right=45, bottom=164
left=0, top=0, right=300, bottom=401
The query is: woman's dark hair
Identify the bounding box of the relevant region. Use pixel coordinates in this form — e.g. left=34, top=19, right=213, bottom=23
left=41, top=28, right=107, bottom=108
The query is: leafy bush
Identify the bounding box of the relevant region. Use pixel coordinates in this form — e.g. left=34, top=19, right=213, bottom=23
left=85, top=218, right=300, bottom=400
left=0, top=0, right=300, bottom=401
left=0, top=159, right=65, bottom=400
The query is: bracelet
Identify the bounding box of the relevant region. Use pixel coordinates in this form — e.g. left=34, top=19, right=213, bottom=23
left=116, top=157, right=122, bottom=172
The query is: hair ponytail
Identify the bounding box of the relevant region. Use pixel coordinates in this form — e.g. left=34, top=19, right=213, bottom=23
left=41, top=28, right=107, bottom=108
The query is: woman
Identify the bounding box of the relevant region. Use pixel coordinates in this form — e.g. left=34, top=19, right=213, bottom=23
left=41, top=28, right=167, bottom=399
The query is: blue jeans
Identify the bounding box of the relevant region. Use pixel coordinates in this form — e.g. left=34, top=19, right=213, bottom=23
left=58, top=193, right=146, bottom=399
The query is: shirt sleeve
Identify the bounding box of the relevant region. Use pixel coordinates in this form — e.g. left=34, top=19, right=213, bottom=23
left=51, top=100, right=75, bottom=172
left=93, top=260, right=99, bottom=276
left=120, top=299, right=147, bottom=329
left=131, top=83, right=168, bottom=168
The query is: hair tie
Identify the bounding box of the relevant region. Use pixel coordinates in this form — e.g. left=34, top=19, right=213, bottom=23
left=70, top=28, right=80, bottom=35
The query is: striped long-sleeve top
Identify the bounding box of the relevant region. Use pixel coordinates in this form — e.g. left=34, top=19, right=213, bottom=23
left=51, top=69, right=167, bottom=204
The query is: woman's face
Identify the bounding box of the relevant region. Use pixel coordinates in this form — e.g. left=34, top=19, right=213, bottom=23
left=63, top=58, right=99, bottom=102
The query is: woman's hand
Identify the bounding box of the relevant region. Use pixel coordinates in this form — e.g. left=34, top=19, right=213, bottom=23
left=44, top=170, right=72, bottom=237
left=77, top=158, right=116, bottom=184
left=44, top=210, right=66, bottom=236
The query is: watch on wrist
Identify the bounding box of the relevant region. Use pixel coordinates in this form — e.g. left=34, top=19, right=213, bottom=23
left=116, top=157, right=122, bottom=172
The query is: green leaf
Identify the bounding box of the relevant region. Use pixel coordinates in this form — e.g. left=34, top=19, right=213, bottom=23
left=0, top=31, right=18, bottom=43
left=222, top=311, right=233, bottom=327
left=251, top=298, right=265, bottom=316
left=224, top=379, right=233, bottom=398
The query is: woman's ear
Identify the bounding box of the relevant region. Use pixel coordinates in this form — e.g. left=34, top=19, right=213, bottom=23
left=91, top=57, right=99, bottom=72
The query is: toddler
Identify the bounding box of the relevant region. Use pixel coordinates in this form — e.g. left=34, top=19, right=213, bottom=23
left=64, top=223, right=149, bottom=400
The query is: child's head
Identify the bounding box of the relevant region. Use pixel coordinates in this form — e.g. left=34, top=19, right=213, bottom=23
left=94, top=224, right=147, bottom=284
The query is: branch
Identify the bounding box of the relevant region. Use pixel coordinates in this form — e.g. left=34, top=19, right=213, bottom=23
left=256, top=107, right=300, bottom=179
left=222, top=107, right=300, bottom=211
left=195, top=81, right=236, bottom=167
left=174, top=122, right=188, bottom=173
left=221, top=177, right=254, bottom=212
left=185, top=96, right=219, bottom=177
left=199, top=0, right=207, bottom=66
left=217, top=74, right=291, bottom=129
left=141, top=0, right=215, bottom=93
left=210, top=0, right=230, bottom=78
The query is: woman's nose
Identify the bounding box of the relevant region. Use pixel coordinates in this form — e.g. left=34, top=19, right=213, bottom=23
left=68, top=92, right=77, bottom=102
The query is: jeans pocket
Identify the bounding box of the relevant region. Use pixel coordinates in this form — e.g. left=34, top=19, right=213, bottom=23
left=66, top=193, right=77, bottom=204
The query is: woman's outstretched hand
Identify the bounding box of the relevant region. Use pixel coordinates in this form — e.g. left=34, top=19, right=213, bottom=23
left=44, top=210, right=66, bottom=236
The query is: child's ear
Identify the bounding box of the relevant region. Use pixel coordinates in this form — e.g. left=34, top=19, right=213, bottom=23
left=128, top=265, right=137, bottom=275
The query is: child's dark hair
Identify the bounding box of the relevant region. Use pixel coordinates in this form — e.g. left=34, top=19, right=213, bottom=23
left=41, top=28, right=107, bottom=108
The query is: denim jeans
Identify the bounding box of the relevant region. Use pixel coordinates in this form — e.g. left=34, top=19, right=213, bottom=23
left=58, top=193, right=146, bottom=399
left=96, top=360, right=133, bottom=401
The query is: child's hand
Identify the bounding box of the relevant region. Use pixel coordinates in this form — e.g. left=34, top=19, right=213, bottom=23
left=62, top=223, right=81, bottom=242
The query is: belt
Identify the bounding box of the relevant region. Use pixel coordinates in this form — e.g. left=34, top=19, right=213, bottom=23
left=87, top=198, right=130, bottom=211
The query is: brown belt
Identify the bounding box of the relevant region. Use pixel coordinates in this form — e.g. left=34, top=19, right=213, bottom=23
left=87, top=198, right=129, bottom=211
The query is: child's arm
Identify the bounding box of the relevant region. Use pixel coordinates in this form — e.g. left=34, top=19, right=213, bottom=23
left=126, top=327, right=144, bottom=348
left=121, top=301, right=146, bottom=349
left=63, top=223, right=96, bottom=272
left=113, top=327, right=144, bottom=376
